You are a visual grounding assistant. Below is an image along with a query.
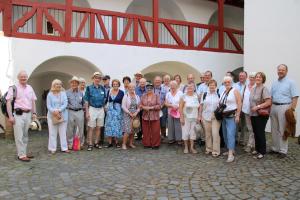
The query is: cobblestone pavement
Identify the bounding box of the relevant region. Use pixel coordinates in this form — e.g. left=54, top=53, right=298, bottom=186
left=0, top=132, right=299, bottom=200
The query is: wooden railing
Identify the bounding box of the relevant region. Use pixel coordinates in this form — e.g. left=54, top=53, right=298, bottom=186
left=2, top=0, right=244, bottom=54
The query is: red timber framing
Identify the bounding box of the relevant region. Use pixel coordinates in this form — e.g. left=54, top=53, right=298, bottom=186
left=1, top=0, right=244, bottom=54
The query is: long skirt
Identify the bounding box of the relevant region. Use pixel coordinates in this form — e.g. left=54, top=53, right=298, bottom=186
left=142, top=119, right=161, bottom=147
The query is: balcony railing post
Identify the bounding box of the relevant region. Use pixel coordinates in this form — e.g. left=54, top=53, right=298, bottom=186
left=2, top=0, right=12, bottom=37
left=218, top=0, right=224, bottom=50
left=65, top=0, right=73, bottom=42
left=153, top=0, right=159, bottom=45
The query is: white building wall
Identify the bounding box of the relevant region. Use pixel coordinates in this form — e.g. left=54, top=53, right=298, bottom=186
left=244, top=0, right=300, bottom=135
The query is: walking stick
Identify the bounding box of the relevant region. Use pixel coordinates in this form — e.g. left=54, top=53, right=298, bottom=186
left=148, top=108, right=152, bottom=148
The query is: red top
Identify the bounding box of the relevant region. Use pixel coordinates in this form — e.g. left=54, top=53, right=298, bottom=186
left=141, top=93, right=161, bottom=121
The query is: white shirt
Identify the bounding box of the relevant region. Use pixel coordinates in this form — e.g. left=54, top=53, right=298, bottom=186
left=242, top=84, right=254, bottom=114
left=166, top=90, right=183, bottom=113
left=201, top=91, right=219, bottom=121
left=182, top=93, right=199, bottom=120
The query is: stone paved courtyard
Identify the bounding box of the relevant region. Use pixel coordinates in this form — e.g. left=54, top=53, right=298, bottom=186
left=0, top=132, right=299, bottom=200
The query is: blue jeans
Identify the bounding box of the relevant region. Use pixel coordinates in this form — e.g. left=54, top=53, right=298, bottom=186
left=222, top=117, right=236, bottom=150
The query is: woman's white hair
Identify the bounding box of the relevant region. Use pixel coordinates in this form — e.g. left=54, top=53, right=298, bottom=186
left=50, top=79, right=64, bottom=92
left=170, top=80, right=178, bottom=87
left=223, top=76, right=233, bottom=83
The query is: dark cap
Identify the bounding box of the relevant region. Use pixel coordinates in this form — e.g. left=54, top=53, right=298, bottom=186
left=102, top=75, right=111, bottom=80
left=146, top=82, right=154, bottom=88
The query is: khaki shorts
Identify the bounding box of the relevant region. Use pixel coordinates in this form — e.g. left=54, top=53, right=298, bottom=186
left=182, top=120, right=197, bottom=140
left=87, top=106, right=105, bottom=128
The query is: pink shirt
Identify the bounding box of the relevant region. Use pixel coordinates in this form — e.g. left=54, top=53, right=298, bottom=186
left=6, top=84, right=37, bottom=110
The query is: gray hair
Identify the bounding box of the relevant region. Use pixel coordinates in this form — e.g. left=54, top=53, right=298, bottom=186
left=223, top=76, right=233, bottom=83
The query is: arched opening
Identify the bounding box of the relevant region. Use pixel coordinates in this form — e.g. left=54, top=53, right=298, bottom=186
left=28, top=56, right=99, bottom=116
left=126, top=0, right=186, bottom=20
left=141, top=61, right=201, bottom=84
left=208, top=6, right=244, bottom=49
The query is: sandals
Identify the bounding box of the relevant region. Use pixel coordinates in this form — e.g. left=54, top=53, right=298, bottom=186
left=62, top=150, right=71, bottom=153
left=94, top=143, right=102, bottom=149
left=18, top=156, right=30, bottom=162
left=226, top=155, right=235, bottom=163
left=116, top=143, right=121, bottom=148
left=251, top=150, right=258, bottom=155
left=122, top=144, right=127, bottom=150
left=105, top=143, right=113, bottom=148
left=87, top=145, right=93, bottom=151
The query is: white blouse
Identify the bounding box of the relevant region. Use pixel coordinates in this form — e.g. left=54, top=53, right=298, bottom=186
left=201, top=91, right=220, bottom=121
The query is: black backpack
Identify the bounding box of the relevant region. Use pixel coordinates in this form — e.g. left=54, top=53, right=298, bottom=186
left=1, top=86, right=17, bottom=117
left=202, top=89, right=220, bottom=101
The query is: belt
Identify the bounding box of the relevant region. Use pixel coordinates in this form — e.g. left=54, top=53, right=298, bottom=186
left=90, top=106, right=103, bottom=109
left=14, top=109, right=30, bottom=113
left=272, top=102, right=291, bottom=105
left=68, top=108, right=83, bottom=111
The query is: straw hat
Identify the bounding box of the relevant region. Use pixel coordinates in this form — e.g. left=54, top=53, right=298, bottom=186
left=69, top=76, right=80, bottom=83
left=92, top=72, right=102, bottom=78
left=134, top=71, right=143, bottom=76
left=30, top=119, right=42, bottom=131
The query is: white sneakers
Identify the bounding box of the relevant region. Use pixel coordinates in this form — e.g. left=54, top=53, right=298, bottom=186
left=226, top=155, right=235, bottom=163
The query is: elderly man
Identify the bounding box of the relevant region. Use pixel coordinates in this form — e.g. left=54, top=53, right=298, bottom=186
left=84, top=72, right=107, bottom=151
left=270, top=64, right=299, bottom=158
left=134, top=71, right=143, bottom=86
left=197, top=70, right=213, bottom=95
left=66, top=76, right=85, bottom=150
left=6, top=70, right=37, bottom=162
left=79, top=77, right=86, bottom=95
left=233, top=71, right=248, bottom=146
left=183, top=74, right=196, bottom=93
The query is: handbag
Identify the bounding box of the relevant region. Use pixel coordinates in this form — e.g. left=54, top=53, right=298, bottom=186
left=132, top=117, right=141, bottom=129
left=214, top=88, right=232, bottom=120
left=170, top=108, right=180, bottom=118
left=51, top=94, right=64, bottom=125
left=257, top=87, right=271, bottom=116
left=52, top=114, right=64, bottom=125
left=73, top=134, right=81, bottom=151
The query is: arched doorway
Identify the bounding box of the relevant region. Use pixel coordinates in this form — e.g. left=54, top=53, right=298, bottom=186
left=141, top=61, right=201, bottom=84
left=28, top=56, right=99, bottom=116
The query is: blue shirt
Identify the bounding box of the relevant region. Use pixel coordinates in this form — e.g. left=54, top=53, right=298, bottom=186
left=47, top=91, right=68, bottom=121
left=154, top=86, right=166, bottom=103
left=84, top=84, right=106, bottom=108
left=135, top=86, right=146, bottom=98
left=271, top=77, right=299, bottom=103
left=197, top=83, right=208, bottom=95
left=161, top=84, right=170, bottom=102
left=66, top=89, right=84, bottom=110
left=233, top=81, right=247, bottom=95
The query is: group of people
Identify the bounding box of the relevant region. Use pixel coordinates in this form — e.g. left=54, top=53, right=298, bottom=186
left=4, top=64, right=298, bottom=163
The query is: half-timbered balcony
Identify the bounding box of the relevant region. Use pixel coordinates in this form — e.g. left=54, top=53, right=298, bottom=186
left=0, top=0, right=244, bottom=54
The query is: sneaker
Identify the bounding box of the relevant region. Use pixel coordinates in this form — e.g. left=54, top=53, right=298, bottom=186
left=253, top=153, right=264, bottom=159
left=222, top=152, right=229, bottom=156
left=251, top=150, right=258, bottom=155
left=226, top=155, right=235, bottom=163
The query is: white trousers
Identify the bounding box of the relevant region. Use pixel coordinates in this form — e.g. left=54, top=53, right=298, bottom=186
left=245, top=114, right=255, bottom=148
left=47, top=116, right=68, bottom=152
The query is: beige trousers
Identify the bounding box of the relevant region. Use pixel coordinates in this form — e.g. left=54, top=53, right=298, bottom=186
left=270, top=104, right=289, bottom=154
left=203, top=118, right=221, bottom=155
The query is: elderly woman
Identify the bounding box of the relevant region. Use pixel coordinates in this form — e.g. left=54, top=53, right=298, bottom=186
left=165, top=80, right=183, bottom=144
left=199, top=80, right=221, bottom=157
left=122, top=83, right=140, bottom=150
left=47, top=79, right=70, bottom=154
left=140, top=83, right=161, bottom=149
left=219, top=76, right=242, bottom=162
left=179, top=83, right=200, bottom=154
left=250, top=72, right=271, bottom=159
left=105, top=79, right=124, bottom=148
left=243, top=72, right=256, bottom=153
left=174, top=74, right=184, bottom=92
left=121, top=76, right=131, bottom=94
